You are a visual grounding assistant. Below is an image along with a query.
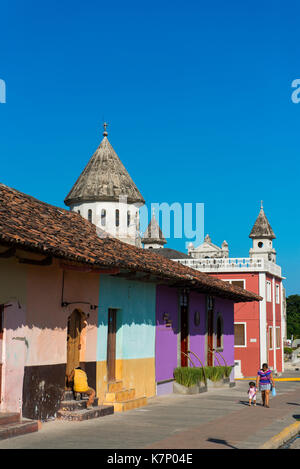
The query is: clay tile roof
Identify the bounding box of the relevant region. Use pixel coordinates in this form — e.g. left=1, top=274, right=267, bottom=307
left=64, top=136, right=145, bottom=206
left=0, top=184, right=261, bottom=303
left=249, top=207, right=276, bottom=239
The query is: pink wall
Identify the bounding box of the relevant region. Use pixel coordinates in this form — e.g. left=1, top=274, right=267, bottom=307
left=0, top=257, right=99, bottom=415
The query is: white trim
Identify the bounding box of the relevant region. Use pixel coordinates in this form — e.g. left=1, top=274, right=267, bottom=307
left=234, top=322, right=247, bottom=348
left=268, top=326, right=273, bottom=350
left=275, top=326, right=281, bottom=350
left=266, top=280, right=272, bottom=302
left=280, top=282, right=285, bottom=372
left=259, top=273, right=267, bottom=365
left=275, top=284, right=280, bottom=304
left=272, top=278, right=276, bottom=371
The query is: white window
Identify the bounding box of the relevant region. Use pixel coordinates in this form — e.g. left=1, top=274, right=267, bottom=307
left=101, top=209, right=106, bottom=227
left=276, top=284, right=280, bottom=304
left=266, top=281, right=272, bottom=302
left=234, top=322, right=246, bottom=347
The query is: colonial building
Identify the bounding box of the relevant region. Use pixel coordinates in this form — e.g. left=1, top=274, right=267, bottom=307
left=188, top=234, right=229, bottom=259
left=172, top=204, right=286, bottom=378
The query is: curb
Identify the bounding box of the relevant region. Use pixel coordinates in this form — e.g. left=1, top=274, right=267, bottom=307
left=259, top=421, right=300, bottom=449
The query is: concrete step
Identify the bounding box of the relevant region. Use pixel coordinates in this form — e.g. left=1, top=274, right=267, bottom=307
left=0, top=419, right=38, bottom=441
left=105, top=389, right=135, bottom=402
left=107, top=381, right=123, bottom=393
left=59, top=397, right=99, bottom=412
left=0, top=412, right=21, bottom=426
left=57, top=405, right=114, bottom=421
left=104, top=396, right=147, bottom=412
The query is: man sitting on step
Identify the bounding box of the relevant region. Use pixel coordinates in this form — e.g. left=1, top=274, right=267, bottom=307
left=67, top=367, right=96, bottom=409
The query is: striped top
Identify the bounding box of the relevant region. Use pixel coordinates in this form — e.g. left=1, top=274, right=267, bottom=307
left=257, top=369, right=272, bottom=384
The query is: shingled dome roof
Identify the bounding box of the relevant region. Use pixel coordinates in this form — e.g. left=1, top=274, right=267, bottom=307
left=64, top=133, right=145, bottom=206
left=142, top=214, right=167, bottom=246
left=249, top=205, right=276, bottom=239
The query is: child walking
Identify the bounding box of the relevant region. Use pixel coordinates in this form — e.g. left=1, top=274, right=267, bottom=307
left=248, top=381, right=257, bottom=406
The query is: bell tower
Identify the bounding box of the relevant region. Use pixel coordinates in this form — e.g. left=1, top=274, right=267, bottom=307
left=249, top=202, right=276, bottom=263
left=64, top=123, right=145, bottom=247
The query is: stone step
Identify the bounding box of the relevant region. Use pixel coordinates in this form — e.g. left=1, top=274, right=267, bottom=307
left=59, top=397, right=99, bottom=412
left=63, top=390, right=76, bottom=401
left=104, top=396, right=147, bottom=412
left=57, top=405, right=114, bottom=422
left=0, top=419, right=38, bottom=441
left=0, top=412, right=21, bottom=426
left=105, top=388, right=135, bottom=402
left=107, top=381, right=123, bottom=393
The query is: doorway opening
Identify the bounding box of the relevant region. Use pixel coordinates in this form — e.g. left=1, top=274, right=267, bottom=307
left=180, top=290, right=189, bottom=367
left=66, top=309, right=85, bottom=388
left=107, top=308, right=117, bottom=382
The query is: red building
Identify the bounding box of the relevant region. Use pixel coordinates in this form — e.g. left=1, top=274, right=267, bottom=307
left=177, top=204, right=286, bottom=378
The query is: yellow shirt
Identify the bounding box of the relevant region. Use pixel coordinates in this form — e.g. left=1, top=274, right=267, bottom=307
left=73, top=369, right=89, bottom=392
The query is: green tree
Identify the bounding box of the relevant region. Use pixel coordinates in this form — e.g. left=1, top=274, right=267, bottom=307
left=286, top=295, right=300, bottom=339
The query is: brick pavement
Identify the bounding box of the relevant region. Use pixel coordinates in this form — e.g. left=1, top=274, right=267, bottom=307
left=0, top=375, right=299, bottom=449
left=146, top=389, right=300, bottom=449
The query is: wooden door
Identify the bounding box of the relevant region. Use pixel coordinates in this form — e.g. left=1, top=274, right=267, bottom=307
left=66, top=310, right=82, bottom=383
left=207, top=309, right=214, bottom=366
left=107, top=309, right=117, bottom=382
left=181, top=306, right=189, bottom=367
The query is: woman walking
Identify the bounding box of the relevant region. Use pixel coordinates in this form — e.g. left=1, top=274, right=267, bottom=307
left=256, top=363, right=275, bottom=408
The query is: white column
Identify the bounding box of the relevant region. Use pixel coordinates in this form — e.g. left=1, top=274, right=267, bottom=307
left=280, top=281, right=285, bottom=372
left=272, top=277, right=276, bottom=372
left=259, top=273, right=267, bottom=366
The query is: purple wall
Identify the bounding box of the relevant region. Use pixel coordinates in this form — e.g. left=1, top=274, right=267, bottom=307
left=188, top=291, right=206, bottom=367
left=155, top=285, right=179, bottom=384
left=155, top=286, right=235, bottom=395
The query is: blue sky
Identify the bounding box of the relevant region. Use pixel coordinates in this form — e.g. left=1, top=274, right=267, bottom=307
left=0, top=0, right=299, bottom=294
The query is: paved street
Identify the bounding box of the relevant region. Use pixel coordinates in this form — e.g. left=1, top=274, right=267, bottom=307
left=0, top=372, right=299, bottom=450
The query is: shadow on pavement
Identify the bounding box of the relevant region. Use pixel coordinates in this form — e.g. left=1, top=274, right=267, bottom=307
left=207, top=438, right=237, bottom=449
left=239, top=400, right=263, bottom=407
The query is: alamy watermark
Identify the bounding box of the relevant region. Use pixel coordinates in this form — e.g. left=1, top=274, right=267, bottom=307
left=291, top=79, right=300, bottom=103
left=93, top=196, right=204, bottom=248
left=0, top=79, right=6, bottom=103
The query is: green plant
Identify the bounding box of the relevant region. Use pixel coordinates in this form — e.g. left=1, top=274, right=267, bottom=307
left=173, top=366, right=232, bottom=387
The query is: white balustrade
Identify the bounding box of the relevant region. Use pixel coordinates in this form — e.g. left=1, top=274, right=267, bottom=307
left=174, top=257, right=282, bottom=277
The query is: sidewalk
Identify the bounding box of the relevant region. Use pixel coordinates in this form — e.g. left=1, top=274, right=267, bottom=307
left=0, top=371, right=299, bottom=449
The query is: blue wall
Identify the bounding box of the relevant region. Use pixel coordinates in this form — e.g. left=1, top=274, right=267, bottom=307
left=97, top=275, right=156, bottom=361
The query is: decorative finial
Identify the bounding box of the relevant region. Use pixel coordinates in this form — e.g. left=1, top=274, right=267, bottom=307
left=261, top=200, right=263, bottom=210
left=103, top=122, right=108, bottom=137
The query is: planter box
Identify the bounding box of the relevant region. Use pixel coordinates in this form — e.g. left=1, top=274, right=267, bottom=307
left=206, top=378, right=233, bottom=389
left=173, top=381, right=207, bottom=395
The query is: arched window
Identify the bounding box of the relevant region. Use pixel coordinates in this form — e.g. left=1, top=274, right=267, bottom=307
left=88, top=209, right=92, bottom=223
left=115, top=209, right=120, bottom=227
left=101, top=209, right=106, bottom=226
left=127, top=211, right=131, bottom=227
left=216, top=314, right=223, bottom=349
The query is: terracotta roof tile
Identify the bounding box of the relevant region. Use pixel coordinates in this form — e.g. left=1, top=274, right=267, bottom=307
left=0, top=184, right=260, bottom=303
